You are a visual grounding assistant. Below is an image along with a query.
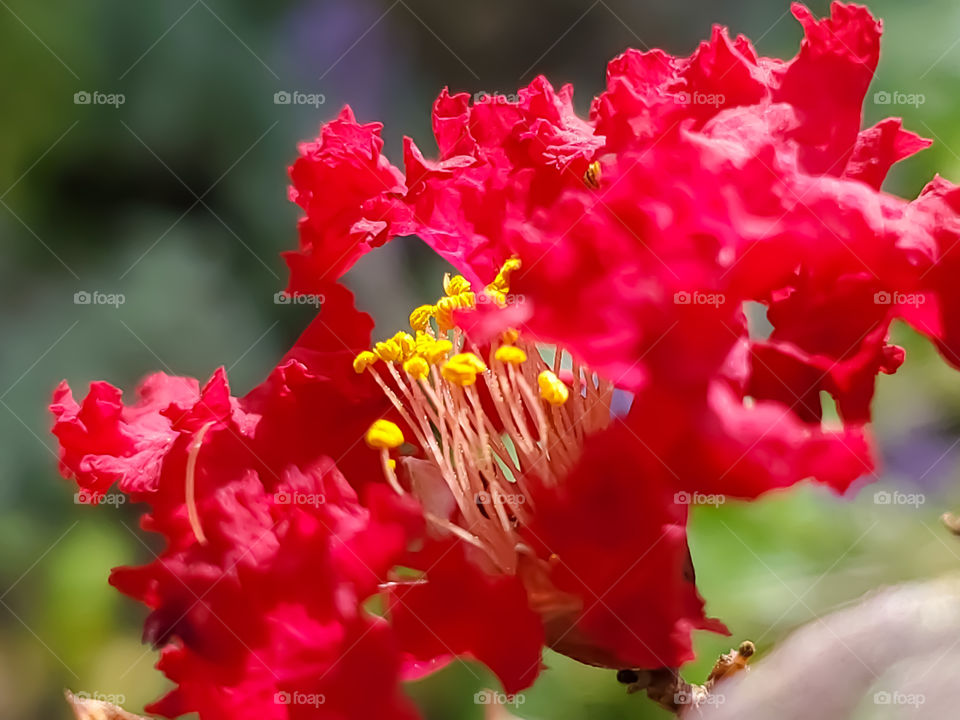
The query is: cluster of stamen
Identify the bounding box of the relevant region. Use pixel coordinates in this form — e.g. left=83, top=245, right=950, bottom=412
left=356, top=261, right=614, bottom=574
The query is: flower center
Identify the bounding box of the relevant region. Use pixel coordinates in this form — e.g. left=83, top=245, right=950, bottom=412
left=355, top=261, right=614, bottom=575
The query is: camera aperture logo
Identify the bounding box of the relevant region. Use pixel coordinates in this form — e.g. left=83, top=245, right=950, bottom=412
left=74, top=290, right=125, bottom=308
left=274, top=691, right=325, bottom=707
left=474, top=690, right=525, bottom=707
left=74, top=90, right=125, bottom=108
left=274, top=90, right=326, bottom=108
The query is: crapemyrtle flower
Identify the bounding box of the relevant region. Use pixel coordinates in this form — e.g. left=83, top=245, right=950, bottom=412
left=50, top=3, right=960, bottom=718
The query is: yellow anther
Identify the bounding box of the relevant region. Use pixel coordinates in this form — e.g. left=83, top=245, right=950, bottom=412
left=441, top=353, right=488, bottom=386
left=460, top=352, right=487, bottom=372
left=374, top=339, right=403, bottom=362
left=495, top=345, right=527, bottom=365
left=497, top=258, right=522, bottom=286
left=409, top=304, right=435, bottom=332
left=365, top=419, right=404, bottom=449
left=486, top=258, right=522, bottom=299
left=501, top=257, right=521, bottom=275
left=353, top=350, right=378, bottom=374
left=584, top=160, right=602, bottom=189
left=455, top=291, right=476, bottom=309
left=538, top=370, right=569, bottom=406
left=414, top=331, right=434, bottom=354
left=403, top=355, right=430, bottom=380
left=443, top=274, right=472, bottom=297
left=501, top=328, right=520, bottom=345
left=423, top=338, right=453, bottom=364
left=435, top=296, right=459, bottom=331
left=392, top=331, right=416, bottom=360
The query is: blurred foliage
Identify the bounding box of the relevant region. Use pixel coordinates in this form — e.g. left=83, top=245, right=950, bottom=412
left=2, top=1, right=960, bottom=718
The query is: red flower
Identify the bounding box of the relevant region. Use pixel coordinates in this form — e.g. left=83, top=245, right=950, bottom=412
left=49, top=2, right=960, bottom=718
left=285, top=107, right=412, bottom=290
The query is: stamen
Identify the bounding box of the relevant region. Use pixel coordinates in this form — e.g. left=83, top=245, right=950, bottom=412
left=495, top=345, right=527, bottom=364
left=365, top=419, right=405, bottom=449
left=584, top=160, right=602, bottom=189
left=538, top=370, right=570, bottom=406
left=356, top=261, right=615, bottom=574
left=409, top=305, right=435, bottom=332
left=185, top=420, right=215, bottom=546
left=441, top=353, right=487, bottom=386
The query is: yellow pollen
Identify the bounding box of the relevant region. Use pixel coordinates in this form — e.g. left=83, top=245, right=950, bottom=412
left=365, top=419, right=404, bottom=449
left=443, top=274, right=472, bottom=296
left=441, top=352, right=487, bottom=386
left=392, top=331, right=416, bottom=360
left=353, top=350, right=378, bottom=373
left=495, top=345, right=527, bottom=365
left=538, top=370, right=569, bottom=405
left=374, top=339, right=402, bottom=362
left=501, top=328, right=520, bottom=345
left=387, top=458, right=396, bottom=470
left=409, top=305, right=434, bottom=332
left=485, top=258, right=522, bottom=303
left=414, top=331, right=433, bottom=353
left=403, top=355, right=430, bottom=380
left=423, top=338, right=453, bottom=364
left=435, top=296, right=458, bottom=332
left=584, top=160, right=602, bottom=189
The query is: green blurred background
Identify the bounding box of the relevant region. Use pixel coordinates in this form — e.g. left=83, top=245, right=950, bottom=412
left=3, top=1, right=960, bottom=717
